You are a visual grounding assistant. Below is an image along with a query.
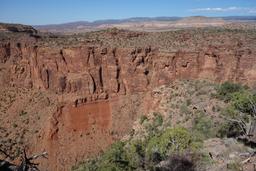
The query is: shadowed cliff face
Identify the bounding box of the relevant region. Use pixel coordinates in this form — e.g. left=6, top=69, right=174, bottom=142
left=0, top=28, right=256, bottom=170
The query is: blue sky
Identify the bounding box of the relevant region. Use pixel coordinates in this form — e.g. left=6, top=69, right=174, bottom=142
left=1, top=0, right=256, bottom=25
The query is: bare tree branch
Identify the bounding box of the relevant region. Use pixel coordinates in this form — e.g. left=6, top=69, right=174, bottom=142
left=0, top=148, right=47, bottom=171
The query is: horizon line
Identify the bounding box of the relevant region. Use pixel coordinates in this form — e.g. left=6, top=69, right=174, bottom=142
left=1, top=15, right=256, bottom=26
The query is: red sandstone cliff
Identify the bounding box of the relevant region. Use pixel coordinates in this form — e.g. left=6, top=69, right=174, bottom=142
left=0, top=27, right=256, bottom=170
left=1, top=37, right=255, bottom=103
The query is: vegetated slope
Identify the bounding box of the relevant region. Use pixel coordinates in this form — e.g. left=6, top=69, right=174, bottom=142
left=74, top=80, right=256, bottom=171
left=0, top=23, right=256, bottom=170
left=0, top=87, right=57, bottom=160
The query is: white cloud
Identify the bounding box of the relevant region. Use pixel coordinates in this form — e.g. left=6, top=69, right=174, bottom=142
left=190, top=6, right=256, bottom=13
left=249, top=9, right=256, bottom=14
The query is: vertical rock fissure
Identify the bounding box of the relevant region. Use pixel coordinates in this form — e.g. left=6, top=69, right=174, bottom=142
left=60, top=49, right=67, bottom=65
left=172, top=55, right=177, bottom=78
left=46, top=69, right=50, bottom=89
left=113, top=48, right=121, bottom=93
left=99, top=66, right=104, bottom=90
left=89, top=73, right=96, bottom=93
left=33, top=46, right=38, bottom=67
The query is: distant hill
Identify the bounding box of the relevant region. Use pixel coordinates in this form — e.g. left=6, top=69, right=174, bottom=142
left=221, top=16, right=256, bottom=21
left=34, top=16, right=256, bottom=33
left=34, top=17, right=181, bottom=32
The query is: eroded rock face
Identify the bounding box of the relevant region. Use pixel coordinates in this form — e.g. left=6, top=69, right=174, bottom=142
left=2, top=40, right=256, bottom=99
left=1, top=30, right=256, bottom=170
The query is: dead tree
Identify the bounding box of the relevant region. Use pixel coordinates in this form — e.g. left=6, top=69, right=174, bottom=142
left=0, top=148, right=47, bottom=171
left=225, top=95, right=256, bottom=144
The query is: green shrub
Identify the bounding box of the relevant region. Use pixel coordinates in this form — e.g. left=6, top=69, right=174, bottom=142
left=217, top=103, right=245, bottom=138
left=101, top=141, right=127, bottom=166
left=144, top=113, right=163, bottom=137
left=231, top=91, right=256, bottom=115
left=78, top=141, right=129, bottom=171
left=139, top=115, right=148, bottom=125
left=217, top=120, right=243, bottom=138
left=180, top=103, right=190, bottom=115
left=216, top=82, right=244, bottom=101
left=125, top=140, right=145, bottom=169
left=192, top=114, right=215, bottom=139
left=186, top=99, right=192, bottom=106
left=97, top=163, right=124, bottom=171
left=153, top=113, right=163, bottom=127
left=74, top=160, right=98, bottom=171
left=217, top=89, right=256, bottom=138
left=146, top=127, right=193, bottom=161
left=144, top=122, right=158, bottom=137
left=75, top=126, right=204, bottom=171
left=160, top=127, right=192, bottom=153
left=145, top=135, right=162, bottom=163
left=214, top=82, right=256, bottom=138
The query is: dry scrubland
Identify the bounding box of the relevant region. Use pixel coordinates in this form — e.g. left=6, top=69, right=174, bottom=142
left=0, top=22, right=256, bottom=170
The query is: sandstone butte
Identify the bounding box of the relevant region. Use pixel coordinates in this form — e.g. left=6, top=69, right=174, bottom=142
left=0, top=24, right=256, bottom=170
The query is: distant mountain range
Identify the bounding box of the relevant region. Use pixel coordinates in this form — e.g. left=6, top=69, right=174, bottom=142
left=33, top=16, right=256, bottom=33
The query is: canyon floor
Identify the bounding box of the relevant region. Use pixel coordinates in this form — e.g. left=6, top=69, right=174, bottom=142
left=0, top=21, right=256, bottom=171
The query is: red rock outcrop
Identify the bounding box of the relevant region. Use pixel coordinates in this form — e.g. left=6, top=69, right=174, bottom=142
left=0, top=23, right=37, bottom=34
left=1, top=40, right=256, bottom=99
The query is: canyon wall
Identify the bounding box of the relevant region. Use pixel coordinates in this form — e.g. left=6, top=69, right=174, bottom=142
left=1, top=33, right=256, bottom=170
left=1, top=38, right=256, bottom=103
